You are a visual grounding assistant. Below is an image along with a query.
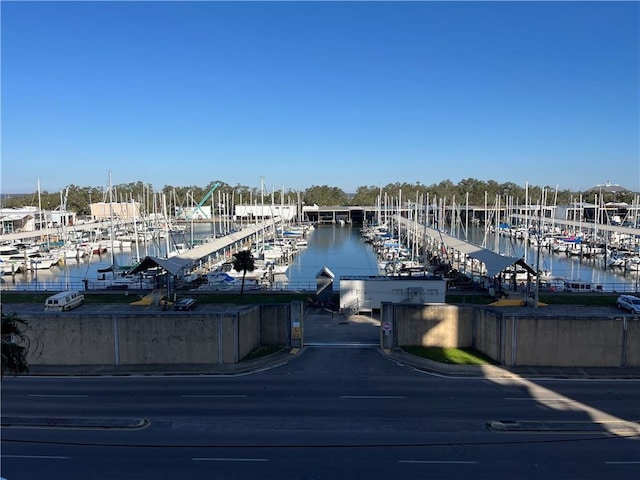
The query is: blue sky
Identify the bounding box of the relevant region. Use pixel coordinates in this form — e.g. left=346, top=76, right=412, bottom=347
left=1, top=1, right=638, bottom=195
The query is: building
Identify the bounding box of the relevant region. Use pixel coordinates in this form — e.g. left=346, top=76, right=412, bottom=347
left=339, top=275, right=447, bottom=313
left=90, top=202, right=142, bottom=221
left=234, top=204, right=297, bottom=221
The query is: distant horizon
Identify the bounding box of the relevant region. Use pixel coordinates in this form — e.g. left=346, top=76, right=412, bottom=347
left=2, top=1, right=638, bottom=194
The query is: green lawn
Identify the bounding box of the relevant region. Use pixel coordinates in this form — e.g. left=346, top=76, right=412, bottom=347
left=0, top=290, right=311, bottom=305
left=1, top=290, right=622, bottom=307
left=401, top=346, right=498, bottom=365
left=446, top=292, right=620, bottom=306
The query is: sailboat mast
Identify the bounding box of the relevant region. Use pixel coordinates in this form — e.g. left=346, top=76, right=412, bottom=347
left=108, top=170, right=115, bottom=267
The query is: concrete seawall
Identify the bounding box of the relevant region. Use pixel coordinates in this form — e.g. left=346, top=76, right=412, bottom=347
left=9, top=301, right=639, bottom=369
left=384, top=303, right=640, bottom=368
left=21, top=304, right=292, bottom=367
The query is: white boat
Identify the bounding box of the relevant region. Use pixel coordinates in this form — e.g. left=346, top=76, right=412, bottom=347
left=0, top=258, right=17, bottom=275
left=6, top=253, right=59, bottom=271
left=196, top=271, right=243, bottom=291
left=217, top=262, right=267, bottom=282
left=26, top=253, right=60, bottom=270
left=608, top=254, right=626, bottom=268
left=563, top=279, right=602, bottom=293
left=0, top=245, right=21, bottom=259
left=625, top=257, right=640, bottom=271
left=271, top=264, right=289, bottom=276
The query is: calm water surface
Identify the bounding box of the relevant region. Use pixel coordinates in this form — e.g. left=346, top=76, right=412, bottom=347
left=285, top=225, right=379, bottom=289
left=2, top=223, right=638, bottom=292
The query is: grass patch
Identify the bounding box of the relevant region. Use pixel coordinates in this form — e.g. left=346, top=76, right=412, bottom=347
left=241, top=345, right=284, bottom=362
left=536, top=293, right=618, bottom=306
left=446, top=292, right=620, bottom=306
left=401, top=346, right=498, bottom=365
left=445, top=294, right=496, bottom=305
left=192, top=293, right=310, bottom=304
left=0, top=291, right=145, bottom=304
left=0, top=291, right=311, bottom=305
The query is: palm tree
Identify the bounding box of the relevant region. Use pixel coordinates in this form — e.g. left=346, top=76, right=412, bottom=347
left=1, top=310, right=30, bottom=378
left=231, top=249, right=255, bottom=295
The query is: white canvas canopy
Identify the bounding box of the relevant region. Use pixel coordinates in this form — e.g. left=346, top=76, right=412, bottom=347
left=420, top=224, right=536, bottom=278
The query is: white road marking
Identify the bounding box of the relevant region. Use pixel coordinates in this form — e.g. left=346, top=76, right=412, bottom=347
left=180, top=394, right=247, bottom=398
left=192, top=457, right=268, bottom=462
left=399, top=460, right=477, bottom=464
left=605, top=461, right=640, bottom=464
left=2, top=455, right=69, bottom=459
left=27, top=394, right=88, bottom=398
left=341, top=395, right=405, bottom=399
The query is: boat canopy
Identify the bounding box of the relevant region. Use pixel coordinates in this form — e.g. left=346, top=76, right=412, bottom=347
left=128, top=256, right=192, bottom=277
left=422, top=224, right=536, bottom=278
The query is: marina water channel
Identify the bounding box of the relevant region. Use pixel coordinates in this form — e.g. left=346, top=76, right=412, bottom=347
left=1, top=223, right=639, bottom=293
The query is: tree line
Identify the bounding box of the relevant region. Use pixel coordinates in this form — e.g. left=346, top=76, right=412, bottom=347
left=1, top=179, right=634, bottom=216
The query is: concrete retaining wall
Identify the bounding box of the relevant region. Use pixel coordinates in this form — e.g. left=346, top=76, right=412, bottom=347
left=23, top=303, right=292, bottom=367
left=25, top=315, right=116, bottom=365
left=511, top=316, right=624, bottom=367
left=20, top=302, right=639, bottom=368
left=626, top=317, right=640, bottom=367
left=472, top=310, right=502, bottom=363
left=259, top=304, right=290, bottom=346
left=117, top=314, right=223, bottom=365
left=390, top=304, right=640, bottom=368
left=393, top=304, right=473, bottom=348
left=238, top=308, right=261, bottom=362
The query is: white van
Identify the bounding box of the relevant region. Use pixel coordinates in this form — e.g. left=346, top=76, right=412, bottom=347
left=45, top=290, right=85, bottom=311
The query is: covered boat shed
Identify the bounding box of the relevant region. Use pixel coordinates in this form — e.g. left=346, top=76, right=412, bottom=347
left=126, top=219, right=283, bottom=283
left=426, top=225, right=536, bottom=278
left=395, top=216, right=536, bottom=279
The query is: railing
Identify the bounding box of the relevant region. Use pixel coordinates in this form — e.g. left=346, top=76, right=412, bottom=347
left=0, top=279, right=319, bottom=293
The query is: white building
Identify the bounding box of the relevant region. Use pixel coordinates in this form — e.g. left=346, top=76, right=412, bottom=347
left=234, top=205, right=297, bottom=221
left=90, top=202, right=141, bottom=221
left=0, top=207, right=43, bottom=234
left=339, top=275, right=447, bottom=313
left=175, top=205, right=212, bottom=220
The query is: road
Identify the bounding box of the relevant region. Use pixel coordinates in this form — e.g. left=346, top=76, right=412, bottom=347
left=1, top=347, right=639, bottom=480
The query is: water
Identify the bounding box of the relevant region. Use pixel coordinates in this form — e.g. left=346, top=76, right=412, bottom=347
left=2, top=223, right=638, bottom=293
left=285, top=225, right=380, bottom=290
left=462, top=227, right=639, bottom=292
left=0, top=223, right=223, bottom=292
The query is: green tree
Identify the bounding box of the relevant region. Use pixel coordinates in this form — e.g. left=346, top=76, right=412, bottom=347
left=303, top=185, right=348, bottom=206
left=351, top=185, right=381, bottom=206
left=231, top=249, right=256, bottom=295
left=1, top=311, right=31, bottom=378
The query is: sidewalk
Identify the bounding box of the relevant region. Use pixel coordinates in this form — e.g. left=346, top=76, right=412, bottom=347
left=24, top=346, right=640, bottom=379
left=26, top=347, right=299, bottom=377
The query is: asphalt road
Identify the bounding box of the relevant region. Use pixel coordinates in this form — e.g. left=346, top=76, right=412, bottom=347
left=2, top=346, right=639, bottom=480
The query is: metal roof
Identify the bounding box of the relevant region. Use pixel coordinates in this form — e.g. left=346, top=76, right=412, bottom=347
left=427, top=226, right=536, bottom=277
left=128, top=256, right=192, bottom=277
left=128, top=219, right=283, bottom=276
left=396, top=216, right=535, bottom=278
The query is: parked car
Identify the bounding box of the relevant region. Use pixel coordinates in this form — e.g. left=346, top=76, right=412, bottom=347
left=174, top=298, right=197, bottom=311
left=45, top=290, right=85, bottom=312
left=616, top=294, right=640, bottom=314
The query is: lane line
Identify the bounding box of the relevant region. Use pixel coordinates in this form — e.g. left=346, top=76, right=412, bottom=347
left=341, top=395, right=405, bottom=399
left=399, top=460, right=477, bottom=464
left=2, top=455, right=69, bottom=460
left=27, top=394, right=88, bottom=398
left=192, top=458, right=268, bottom=462
left=180, top=395, right=248, bottom=398
left=605, top=461, right=640, bottom=464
